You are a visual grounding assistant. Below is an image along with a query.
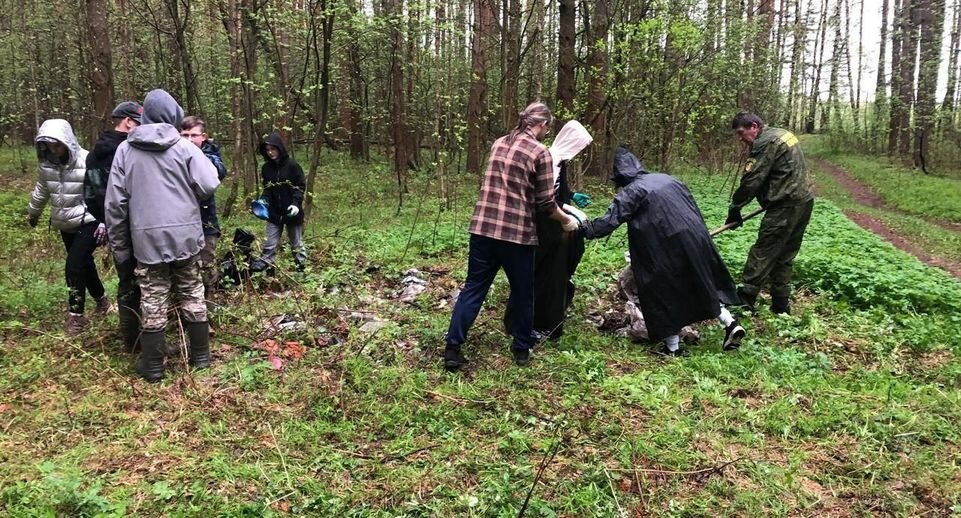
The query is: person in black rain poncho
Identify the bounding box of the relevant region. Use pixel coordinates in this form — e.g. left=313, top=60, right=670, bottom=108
left=581, top=147, right=746, bottom=355
left=502, top=120, right=592, bottom=341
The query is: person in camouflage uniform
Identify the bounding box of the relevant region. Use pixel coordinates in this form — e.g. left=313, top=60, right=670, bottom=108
left=105, top=89, right=220, bottom=382
left=725, top=112, right=814, bottom=315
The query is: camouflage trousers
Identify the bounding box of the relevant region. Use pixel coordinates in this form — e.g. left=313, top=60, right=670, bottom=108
left=199, top=234, right=220, bottom=293
left=135, top=255, right=207, bottom=331
left=741, top=199, right=814, bottom=299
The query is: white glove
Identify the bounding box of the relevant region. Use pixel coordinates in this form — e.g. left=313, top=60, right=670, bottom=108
left=561, top=215, right=580, bottom=232
left=562, top=204, right=587, bottom=223
left=286, top=205, right=300, bottom=217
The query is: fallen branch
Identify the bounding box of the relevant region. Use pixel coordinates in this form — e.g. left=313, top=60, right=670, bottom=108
left=608, top=457, right=744, bottom=477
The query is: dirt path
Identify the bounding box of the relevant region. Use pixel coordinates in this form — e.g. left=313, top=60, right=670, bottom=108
left=809, top=157, right=961, bottom=279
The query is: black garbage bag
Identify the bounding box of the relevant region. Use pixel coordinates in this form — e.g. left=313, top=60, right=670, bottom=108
left=219, top=228, right=256, bottom=288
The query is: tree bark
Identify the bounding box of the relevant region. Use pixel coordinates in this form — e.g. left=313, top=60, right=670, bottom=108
left=805, top=0, right=830, bottom=133
left=583, top=0, right=609, bottom=178
left=555, top=0, right=576, bottom=130
left=940, top=0, right=960, bottom=125
left=85, top=0, right=115, bottom=131
left=896, top=0, right=919, bottom=160
left=915, top=0, right=945, bottom=169
left=467, top=0, right=493, bottom=174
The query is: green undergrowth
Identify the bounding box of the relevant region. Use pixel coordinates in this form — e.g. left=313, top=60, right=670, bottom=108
left=810, top=166, right=961, bottom=264
left=1, top=151, right=960, bottom=516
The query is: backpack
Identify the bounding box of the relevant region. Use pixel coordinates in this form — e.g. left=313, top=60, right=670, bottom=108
left=219, top=228, right=256, bottom=288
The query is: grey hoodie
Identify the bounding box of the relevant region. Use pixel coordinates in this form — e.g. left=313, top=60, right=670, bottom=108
left=27, top=119, right=94, bottom=231
left=105, top=89, right=220, bottom=265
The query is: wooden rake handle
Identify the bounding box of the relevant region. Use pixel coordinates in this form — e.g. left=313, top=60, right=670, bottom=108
left=710, top=208, right=765, bottom=237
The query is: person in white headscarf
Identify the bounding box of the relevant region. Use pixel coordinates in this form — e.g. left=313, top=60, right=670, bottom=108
left=503, top=119, right=593, bottom=341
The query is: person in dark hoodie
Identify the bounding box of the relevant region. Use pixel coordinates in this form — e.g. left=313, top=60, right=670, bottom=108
left=580, top=147, right=746, bottom=356
left=85, top=101, right=142, bottom=350
left=105, top=89, right=220, bottom=382
left=180, top=115, right=228, bottom=294
left=250, top=131, right=307, bottom=272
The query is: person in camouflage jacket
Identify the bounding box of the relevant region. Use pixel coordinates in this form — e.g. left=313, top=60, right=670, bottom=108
left=725, top=112, right=814, bottom=315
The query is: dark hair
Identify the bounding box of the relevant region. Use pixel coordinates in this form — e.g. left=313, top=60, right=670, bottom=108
left=507, top=102, right=552, bottom=144
left=181, top=115, right=206, bottom=133
left=731, top=112, right=764, bottom=130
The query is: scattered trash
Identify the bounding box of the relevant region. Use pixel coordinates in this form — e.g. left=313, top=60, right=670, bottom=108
left=259, top=338, right=307, bottom=371
left=262, top=314, right=306, bottom=334
left=601, top=265, right=700, bottom=344
left=398, top=268, right=428, bottom=303
left=358, top=320, right=392, bottom=335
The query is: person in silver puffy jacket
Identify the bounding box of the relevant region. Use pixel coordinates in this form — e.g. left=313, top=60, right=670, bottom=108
left=27, top=119, right=110, bottom=335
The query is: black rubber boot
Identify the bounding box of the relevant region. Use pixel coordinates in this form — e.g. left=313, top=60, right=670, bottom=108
left=186, top=321, right=211, bottom=369
left=118, top=306, right=142, bottom=352
left=771, top=295, right=791, bottom=315
left=136, top=330, right=166, bottom=383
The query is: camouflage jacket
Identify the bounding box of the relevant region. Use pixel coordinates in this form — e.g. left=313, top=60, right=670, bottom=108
left=730, top=127, right=813, bottom=210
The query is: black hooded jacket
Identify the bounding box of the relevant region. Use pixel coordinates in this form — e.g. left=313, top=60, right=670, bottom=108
left=583, top=147, right=739, bottom=341
left=84, top=129, right=129, bottom=223
left=259, top=131, right=305, bottom=226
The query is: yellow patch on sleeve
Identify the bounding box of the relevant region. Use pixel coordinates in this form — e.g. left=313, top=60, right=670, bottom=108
left=779, top=132, right=799, bottom=148
left=744, top=159, right=755, bottom=172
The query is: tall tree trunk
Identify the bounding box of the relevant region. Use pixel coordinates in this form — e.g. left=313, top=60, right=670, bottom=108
left=806, top=0, right=830, bottom=133
left=822, top=0, right=842, bottom=131
left=555, top=0, right=576, bottom=129
left=940, top=0, right=961, bottom=126
left=787, top=0, right=805, bottom=130
left=165, top=0, right=200, bottom=114
left=915, top=0, right=945, bottom=169
left=85, top=0, right=114, bottom=132
left=501, top=0, right=521, bottom=130
left=889, top=0, right=904, bottom=155
left=466, top=0, right=493, bottom=174
left=583, top=0, right=609, bottom=178
left=305, top=0, right=334, bottom=220
left=875, top=0, right=890, bottom=148
left=385, top=0, right=409, bottom=200
left=897, top=0, right=919, bottom=160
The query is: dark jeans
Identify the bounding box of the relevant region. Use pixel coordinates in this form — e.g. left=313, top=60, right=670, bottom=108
left=60, top=222, right=105, bottom=313
left=446, top=234, right=536, bottom=351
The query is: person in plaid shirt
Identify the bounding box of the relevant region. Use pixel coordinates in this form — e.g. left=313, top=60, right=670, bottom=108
left=444, top=102, right=581, bottom=371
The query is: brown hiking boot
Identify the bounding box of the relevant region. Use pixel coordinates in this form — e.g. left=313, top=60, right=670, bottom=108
left=65, top=312, right=88, bottom=336
left=93, top=295, right=112, bottom=316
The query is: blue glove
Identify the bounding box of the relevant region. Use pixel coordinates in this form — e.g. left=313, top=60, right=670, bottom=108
left=572, top=192, right=592, bottom=208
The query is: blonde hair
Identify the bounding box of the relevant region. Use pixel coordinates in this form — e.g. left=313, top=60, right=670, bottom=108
left=507, top=102, right=552, bottom=144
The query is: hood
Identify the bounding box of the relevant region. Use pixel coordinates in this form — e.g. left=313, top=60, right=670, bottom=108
left=611, top=146, right=646, bottom=187
left=201, top=139, right=221, bottom=155
left=35, top=119, right=81, bottom=167
left=549, top=120, right=593, bottom=180
left=91, top=130, right=128, bottom=160
left=141, top=89, right=184, bottom=127
left=127, top=89, right=185, bottom=151
left=259, top=131, right=289, bottom=162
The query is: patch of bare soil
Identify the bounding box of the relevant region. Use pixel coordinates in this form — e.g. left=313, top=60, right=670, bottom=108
left=810, top=157, right=961, bottom=278
left=843, top=210, right=961, bottom=279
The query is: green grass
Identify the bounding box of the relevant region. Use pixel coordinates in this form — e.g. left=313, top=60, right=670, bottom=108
left=809, top=165, right=961, bottom=264
left=1, top=150, right=961, bottom=516
left=805, top=135, right=961, bottom=223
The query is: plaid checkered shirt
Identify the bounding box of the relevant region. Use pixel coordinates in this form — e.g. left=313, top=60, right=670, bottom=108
left=468, top=129, right=557, bottom=245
